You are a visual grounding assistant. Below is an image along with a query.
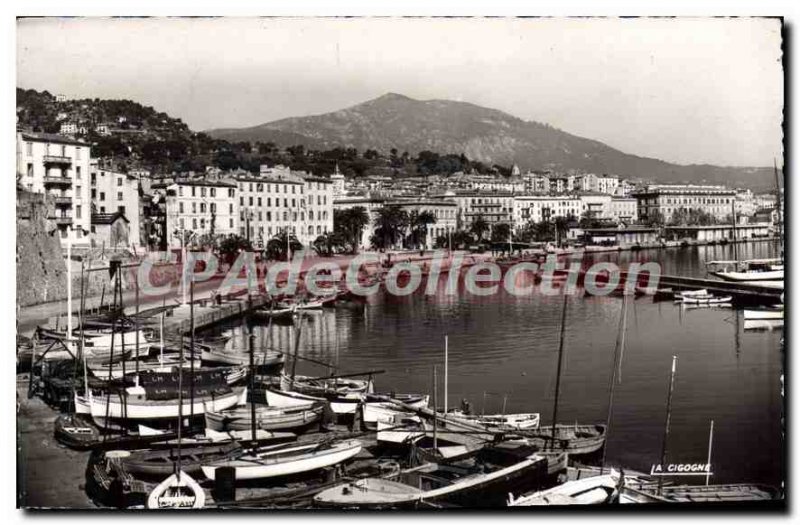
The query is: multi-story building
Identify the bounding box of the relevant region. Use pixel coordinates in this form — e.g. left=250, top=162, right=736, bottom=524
left=157, top=179, right=239, bottom=248
left=597, top=175, right=620, bottom=195
left=302, top=174, right=334, bottom=244
left=548, top=175, right=575, bottom=194
left=578, top=193, right=612, bottom=220
left=434, top=190, right=515, bottom=230
left=235, top=166, right=334, bottom=248
left=333, top=195, right=387, bottom=249
left=330, top=164, right=346, bottom=197
left=59, top=122, right=78, bottom=135
left=90, top=162, right=141, bottom=248
left=574, top=173, right=599, bottom=193
left=512, top=195, right=582, bottom=229
left=609, top=197, right=638, bottom=223
left=16, top=131, right=92, bottom=245
left=633, top=184, right=737, bottom=224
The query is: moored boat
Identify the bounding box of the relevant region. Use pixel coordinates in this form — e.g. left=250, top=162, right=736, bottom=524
left=201, top=438, right=362, bottom=481
left=313, top=444, right=548, bottom=509
left=146, top=471, right=206, bottom=509
left=514, top=424, right=607, bottom=456
left=116, top=442, right=241, bottom=478
left=507, top=470, right=620, bottom=505
left=205, top=402, right=324, bottom=432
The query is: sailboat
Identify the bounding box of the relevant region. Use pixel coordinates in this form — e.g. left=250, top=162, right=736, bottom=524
left=146, top=278, right=206, bottom=510
left=507, top=470, right=621, bottom=505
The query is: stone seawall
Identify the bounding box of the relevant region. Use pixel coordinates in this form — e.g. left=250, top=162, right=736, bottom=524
left=16, top=190, right=67, bottom=308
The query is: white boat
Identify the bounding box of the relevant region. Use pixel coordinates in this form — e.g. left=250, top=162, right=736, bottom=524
left=201, top=439, right=362, bottom=481
left=447, top=411, right=540, bottom=432
left=314, top=445, right=546, bottom=508
left=679, top=295, right=732, bottom=305
left=362, top=395, right=430, bottom=427
left=677, top=289, right=709, bottom=298
left=707, top=259, right=784, bottom=284
left=201, top=347, right=284, bottom=368
left=205, top=402, right=324, bottom=431
left=89, top=356, right=202, bottom=380
left=376, top=413, right=425, bottom=445
left=86, top=386, right=244, bottom=422
left=744, top=307, right=784, bottom=321
left=744, top=319, right=784, bottom=331
left=146, top=471, right=205, bottom=509
left=507, top=470, right=620, bottom=506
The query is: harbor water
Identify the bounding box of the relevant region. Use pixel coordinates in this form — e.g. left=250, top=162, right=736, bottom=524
left=207, top=242, right=783, bottom=488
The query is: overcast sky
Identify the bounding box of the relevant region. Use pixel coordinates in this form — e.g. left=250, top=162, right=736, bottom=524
left=17, top=17, right=782, bottom=167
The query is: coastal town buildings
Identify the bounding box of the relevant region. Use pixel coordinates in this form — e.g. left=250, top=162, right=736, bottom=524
left=16, top=131, right=92, bottom=246
left=156, top=178, right=239, bottom=248
left=633, top=184, right=738, bottom=224
left=89, top=162, right=141, bottom=248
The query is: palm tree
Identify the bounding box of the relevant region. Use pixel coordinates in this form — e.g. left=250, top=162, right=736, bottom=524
left=333, top=206, right=370, bottom=254
left=312, top=231, right=346, bottom=257
left=371, top=205, right=410, bottom=250
left=408, top=210, right=437, bottom=249
left=266, top=230, right=303, bottom=261
left=470, top=214, right=490, bottom=242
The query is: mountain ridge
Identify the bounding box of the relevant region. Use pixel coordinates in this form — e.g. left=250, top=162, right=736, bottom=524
left=206, top=93, right=776, bottom=191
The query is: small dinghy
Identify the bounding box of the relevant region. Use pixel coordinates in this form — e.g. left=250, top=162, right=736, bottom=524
left=53, top=413, right=100, bottom=449
left=201, top=438, right=362, bottom=481
left=507, top=470, right=620, bottom=505
left=376, top=413, right=426, bottom=446
left=253, top=306, right=296, bottom=319
left=515, top=424, right=607, bottom=456
left=744, top=306, right=784, bottom=321
left=362, top=394, right=430, bottom=427
left=201, top=347, right=284, bottom=368
left=447, top=411, right=540, bottom=432
left=314, top=443, right=548, bottom=509
left=205, top=402, right=324, bottom=432
left=146, top=471, right=206, bottom=509
left=116, top=442, right=241, bottom=478
left=679, top=294, right=732, bottom=305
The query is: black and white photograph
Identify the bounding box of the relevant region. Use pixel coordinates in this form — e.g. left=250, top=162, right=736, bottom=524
left=13, top=14, right=786, bottom=510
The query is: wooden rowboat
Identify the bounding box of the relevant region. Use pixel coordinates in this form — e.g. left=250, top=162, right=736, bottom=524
left=201, top=438, right=362, bottom=481
left=146, top=471, right=206, bottom=509
left=205, top=403, right=324, bottom=432
left=516, top=424, right=607, bottom=456
left=117, top=443, right=241, bottom=478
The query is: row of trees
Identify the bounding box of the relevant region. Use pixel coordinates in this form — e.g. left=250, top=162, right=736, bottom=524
left=644, top=207, right=720, bottom=228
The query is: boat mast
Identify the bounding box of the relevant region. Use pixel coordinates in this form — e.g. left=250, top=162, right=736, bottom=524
left=773, top=159, right=784, bottom=260
left=135, top=268, right=140, bottom=376
left=731, top=200, right=738, bottom=264
left=248, top=294, right=257, bottom=444
left=657, top=355, right=678, bottom=495
left=289, top=312, right=303, bottom=389
left=432, top=364, right=438, bottom=451
left=444, top=335, right=448, bottom=415
left=550, top=294, right=569, bottom=443
left=176, top=331, right=184, bottom=481
left=189, top=279, right=195, bottom=420
left=601, top=293, right=628, bottom=473
left=705, top=420, right=714, bottom=486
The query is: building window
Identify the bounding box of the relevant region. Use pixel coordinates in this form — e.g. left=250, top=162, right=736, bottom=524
left=179, top=202, right=184, bottom=213
left=76, top=147, right=81, bottom=160
left=76, top=185, right=82, bottom=198
left=258, top=197, right=262, bottom=207
left=192, top=218, right=197, bottom=229
left=191, top=187, right=196, bottom=197
left=100, top=206, right=105, bottom=213
left=179, top=187, right=184, bottom=197
left=61, top=145, right=66, bottom=156
left=249, top=197, right=253, bottom=206
left=26, top=142, right=32, bottom=156
left=210, top=188, right=216, bottom=197
left=180, top=218, right=185, bottom=229
left=200, top=203, right=206, bottom=213
left=118, top=205, right=125, bottom=215
left=229, top=203, right=233, bottom=214
left=117, top=177, right=122, bottom=186
left=76, top=167, right=82, bottom=180
left=75, top=205, right=81, bottom=219
left=192, top=202, right=197, bottom=213
left=117, top=192, right=123, bottom=201
left=229, top=218, right=234, bottom=228
left=27, top=163, right=33, bottom=177
left=91, top=189, right=96, bottom=199
left=201, top=187, right=207, bottom=197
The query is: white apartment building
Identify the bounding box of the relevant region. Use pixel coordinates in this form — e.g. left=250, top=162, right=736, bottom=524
left=513, top=195, right=582, bottom=229
left=435, top=190, right=515, bottom=229
left=610, top=197, right=638, bottom=223
left=16, top=131, right=92, bottom=246
left=597, top=175, right=620, bottom=195
left=236, top=166, right=334, bottom=248
left=633, top=184, right=737, bottom=223
left=333, top=196, right=387, bottom=249
left=90, top=162, right=141, bottom=248
left=302, top=174, right=334, bottom=243
left=159, top=179, right=239, bottom=248
left=330, top=165, right=346, bottom=197
left=578, top=194, right=612, bottom=220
